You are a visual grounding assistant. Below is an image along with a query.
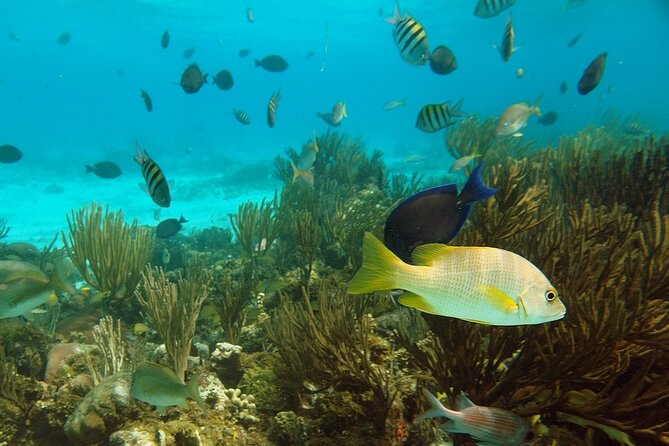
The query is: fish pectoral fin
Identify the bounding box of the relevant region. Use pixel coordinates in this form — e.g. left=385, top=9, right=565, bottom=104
left=411, top=244, right=457, bottom=266
left=398, top=292, right=436, bottom=314
left=479, top=285, right=518, bottom=314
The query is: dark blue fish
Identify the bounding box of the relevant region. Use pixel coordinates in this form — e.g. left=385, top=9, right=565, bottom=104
left=384, top=163, right=496, bottom=263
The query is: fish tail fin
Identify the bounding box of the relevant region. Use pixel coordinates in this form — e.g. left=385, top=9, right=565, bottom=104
left=348, top=232, right=404, bottom=294
left=531, top=95, right=543, bottom=115
left=133, top=142, right=144, bottom=165
left=85, top=165, right=93, bottom=173
left=253, top=59, right=261, bottom=67
left=450, top=98, right=466, bottom=118
left=179, top=215, right=188, bottom=223
left=186, top=373, right=206, bottom=410
left=290, top=161, right=300, bottom=183
left=458, top=163, right=497, bottom=205
left=50, top=257, right=77, bottom=296
left=341, top=103, right=348, bottom=118
left=417, top=388, right=452, bottom=421
left=385, top=1, right=401, bottom=25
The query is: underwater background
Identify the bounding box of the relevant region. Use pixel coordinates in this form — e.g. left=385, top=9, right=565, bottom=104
left=0, top=0, right=668, bottom=445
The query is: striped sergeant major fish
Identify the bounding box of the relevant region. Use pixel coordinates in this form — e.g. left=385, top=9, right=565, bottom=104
left=415, top=98, right=465, bottom=133
left=134, top=143, right=171, bottom=208
left=385, top=2, right=429, bottom=66
left=267, top=89, right=281, bottom=128
left=495, top=14, right=517, bottom=61
left=233, top=109, right=250, bottom=125
left=474, top=0, right=516, bottom=18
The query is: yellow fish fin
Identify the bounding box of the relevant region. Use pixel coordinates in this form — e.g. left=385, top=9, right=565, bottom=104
left=411, top=243, right=458, bottom=266
left=479, top=284, right=518, bottom=314
left=348, top=232, right=403, bottom=294
left=397, top=292, right=437, bottom=314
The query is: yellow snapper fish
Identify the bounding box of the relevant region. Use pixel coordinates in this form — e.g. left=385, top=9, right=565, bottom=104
left=348, top=233, right=566, bottom=326
left=0, top=260, right=74, bottom=319
left=130, top=362, right=205, bottom=414
left=494, top=96, right=542, bottom=137
left=419, top=389, right=530, bottom=445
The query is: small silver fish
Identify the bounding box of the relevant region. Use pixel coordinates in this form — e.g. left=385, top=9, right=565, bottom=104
left=419, top=389, right=529, bottom=445
left=383, top=100, right=406, bottom=110
left=317, top=101, right=348, bottom=126
left=449, top=154, right=481, bottom=173
left=246, top=7, right=255, bottom=23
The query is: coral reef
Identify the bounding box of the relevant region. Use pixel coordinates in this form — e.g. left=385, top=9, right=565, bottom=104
left=0, top=126, right=667, bottom=446
left=135, top=255, right=210, bottom=382
left=62, top=202, right=154, bottom=304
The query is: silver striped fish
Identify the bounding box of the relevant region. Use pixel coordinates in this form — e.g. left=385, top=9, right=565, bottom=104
left=415, top=98, right=465, bottom=133
left=134, top=143, right=171, bottom=208
left=233, top=109, right=250, bottom=125
left=474, top=0, right=516, bottom=18
left=419, top=389, right=529, bottom=445
left=385, top=2, right=429, bottom=66
left=267, top=90, right=281, bottom=128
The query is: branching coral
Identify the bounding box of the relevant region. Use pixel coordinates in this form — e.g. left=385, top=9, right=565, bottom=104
left=229, top=195, right=281, bottom=259
left=265, top=281, right=411, bottom=434
left=395, top=131, right=669, bottom=444
left=93, top=316, right=127, bottom=378
left=62, top=202, right=154, bottom=300
left=135, top=256, right=210, bottom=382
left=211, top=261, right=255, bottom=345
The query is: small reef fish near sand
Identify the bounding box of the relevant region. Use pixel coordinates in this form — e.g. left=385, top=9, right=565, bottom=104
left=567, top=32, right=582, bottom=47
left=419, top=388, right=530, bottom=446
left=474, top=0, right=516, bottom=18
left=383, top=99, right=406, bottom=110
left=160, top=30, right=169, bottom=49
left=0, top=144, right=23, bottom=163
left=495, top=96, right=542, bottom=137
left=349, top=232, right=566, bottom=326
left=85, top=161, right=122, bottom=179
left=246, top=7, right=255, bottom=23
left=429, top=45, right=457, bottom=75
left=384, top=163, right=495, bottom=263
left=317, top=101, right=348, bottom=126
left=213, top=70, right=234, bottom=90
left=182, top=47, right=195, bottom=59
left=267, top=90, right=281, bottom=128
left=140, top=89, right=153, bottom=112
left=180, top=63, right=207, bottom=94
left=134, top=143, right=171, bottom=208
left=254, top=55, right=289, bottom=72
left=233, top=109, right=250, bottom=125
left=385, top=2, right=430, bottom=66
left=449, top=153, right=481, bottom=173
left=578, top=52, right=607, bottom=95
left=416, top=99, right=465, bottom=133
left=155, top=215, right=188, bottom=239
left=130, top=362, right=205, bottom=414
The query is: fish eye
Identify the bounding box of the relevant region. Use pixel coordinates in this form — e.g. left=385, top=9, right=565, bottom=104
left=545, top=289, right=557, bottom=302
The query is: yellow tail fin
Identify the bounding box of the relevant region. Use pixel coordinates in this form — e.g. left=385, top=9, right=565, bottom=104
left=348, top=232, right=404, bottom=294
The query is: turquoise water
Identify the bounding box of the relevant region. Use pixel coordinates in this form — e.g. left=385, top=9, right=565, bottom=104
left=1, top=0, right=668, bottom=237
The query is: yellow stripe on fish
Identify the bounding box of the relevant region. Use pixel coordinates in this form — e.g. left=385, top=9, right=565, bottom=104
left=386, top=3, right=429, bottom=66
left=134, top=143, right=171, bottom=208
left=348, top=233, right=566, bottom=326
left=267, top=90, right=281, bottom=128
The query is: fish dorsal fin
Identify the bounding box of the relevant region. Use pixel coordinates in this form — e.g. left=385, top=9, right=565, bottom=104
left=411, top=243, right=457, bottom=266
left=455, top=392, right=475, bottom=410
left=479, top=284, right=518, bottom=314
